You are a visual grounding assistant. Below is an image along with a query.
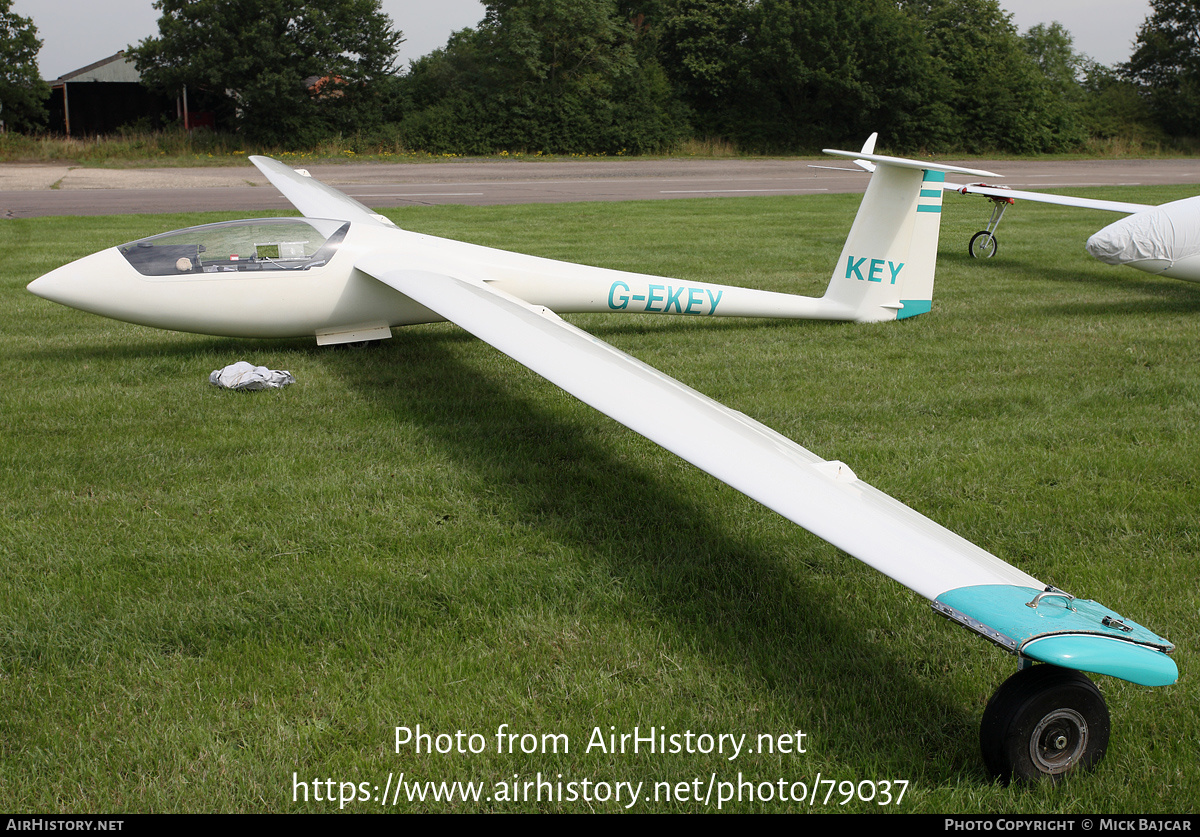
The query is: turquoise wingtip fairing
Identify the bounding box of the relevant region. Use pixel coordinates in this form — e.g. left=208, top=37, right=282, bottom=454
left=935, top=585, right=1177, bottom=687
left=1021, top=634, right=1178, bottom=687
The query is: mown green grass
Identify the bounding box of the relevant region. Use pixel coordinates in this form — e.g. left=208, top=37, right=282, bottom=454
left=1, top=187, right=1197, bottom=813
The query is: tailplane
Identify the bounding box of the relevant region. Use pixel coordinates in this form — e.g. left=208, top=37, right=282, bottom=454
left=819, top=149, right=999, bottom=322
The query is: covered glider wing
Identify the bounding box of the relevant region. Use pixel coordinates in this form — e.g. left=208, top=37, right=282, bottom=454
left=942, top=178, right=1153, bottom=261
left=817, top=144, right=1151, bottom=214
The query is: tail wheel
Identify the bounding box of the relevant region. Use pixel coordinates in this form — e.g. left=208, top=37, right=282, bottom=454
left=969, top=230, right=998, bottom=259
left=980, top=664, right=1110, bottom=783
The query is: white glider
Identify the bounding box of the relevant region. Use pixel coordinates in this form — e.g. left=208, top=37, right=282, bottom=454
left=27, top=151, right=1176, bottom=782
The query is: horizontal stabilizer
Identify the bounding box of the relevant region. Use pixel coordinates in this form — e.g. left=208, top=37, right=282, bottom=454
left=822, top=150, right=999, bottom=179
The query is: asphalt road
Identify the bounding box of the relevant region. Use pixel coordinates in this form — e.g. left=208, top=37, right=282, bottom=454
left=3, top=157, right=1200, bottom=218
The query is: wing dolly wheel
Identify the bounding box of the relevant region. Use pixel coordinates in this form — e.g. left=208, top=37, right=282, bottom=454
left=969, top=230, right=998, bottom=259
left=966, top=191, right=1012, bottom=258
left=980, top=664, right=1110, bottom=784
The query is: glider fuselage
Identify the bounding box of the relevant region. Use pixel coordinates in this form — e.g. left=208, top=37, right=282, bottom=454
left=27, top=217, right=846, bottom=344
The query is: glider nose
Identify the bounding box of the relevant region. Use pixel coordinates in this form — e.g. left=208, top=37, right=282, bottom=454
left=27, top=265, right=77, bottom=305
left=27, top=248, right=134, bottom=315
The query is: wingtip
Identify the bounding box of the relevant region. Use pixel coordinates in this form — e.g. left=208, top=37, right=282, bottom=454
left=247, top=155, right=276, bottom=174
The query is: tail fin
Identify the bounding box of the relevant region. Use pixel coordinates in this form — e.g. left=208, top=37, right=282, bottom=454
left=819, top=150, right=999, bottom=322
left=853, top=132, right=878, bottom=171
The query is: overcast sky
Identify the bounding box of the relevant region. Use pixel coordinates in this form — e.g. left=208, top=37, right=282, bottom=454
left=16, top=0, right=1150, bottom=82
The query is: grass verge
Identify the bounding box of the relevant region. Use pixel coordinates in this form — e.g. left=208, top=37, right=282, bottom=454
left=1, top=188, right=1197, bottom=812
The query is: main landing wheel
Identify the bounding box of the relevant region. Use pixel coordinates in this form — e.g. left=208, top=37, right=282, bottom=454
left=969, top=230, right=998, bottom=259
left=980, top=664, right=1110, bottom=784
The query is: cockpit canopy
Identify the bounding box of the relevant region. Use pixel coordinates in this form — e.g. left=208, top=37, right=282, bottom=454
left=119, top=218, right=349, bottom=276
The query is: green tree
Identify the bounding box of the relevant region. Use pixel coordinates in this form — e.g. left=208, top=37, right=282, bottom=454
left=0, top=0, right=49, bottom=132
left=401, top=0, right=686, bottom=154
left=1019, top=22, right=1088, bottom=146
left=128, top=0, right=404, bottom=146
left=730, top=0, right=936, bottom=151
left=1124, top=0, right=1200, bottom=136
left=652, top=0, right=751, bottom=135
left=1020, top=24, right=1157, bottom=146
left=1022, top=22, right=1086, bottom=95
left=903, top=0, right=1070, bottom=152
left=1080, top=62, right=1160, bottom=143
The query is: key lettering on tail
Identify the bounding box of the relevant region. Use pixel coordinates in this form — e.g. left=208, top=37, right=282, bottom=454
left=844, top=256, right=905, bottom=284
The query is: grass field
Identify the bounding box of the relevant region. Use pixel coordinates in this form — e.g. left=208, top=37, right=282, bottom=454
left=1, top=185, right=1197, bottom=813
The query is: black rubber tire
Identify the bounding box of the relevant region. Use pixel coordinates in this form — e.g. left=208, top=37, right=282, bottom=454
left=969, top=230, right=998, bottom=259
left=980, top=665, right=1110, bottom=784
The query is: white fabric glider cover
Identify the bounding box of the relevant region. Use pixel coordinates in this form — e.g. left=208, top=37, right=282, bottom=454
left=1087, top=196, right=1200, bottom=266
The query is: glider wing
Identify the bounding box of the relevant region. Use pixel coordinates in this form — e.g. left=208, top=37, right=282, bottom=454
left=355, top=253, right=1042, bottom=603
left=947, top=182, right=1152, bottom=215
left=250, top=155, right=399, bottom=228
left=244, top=153, right=1176, bottom=686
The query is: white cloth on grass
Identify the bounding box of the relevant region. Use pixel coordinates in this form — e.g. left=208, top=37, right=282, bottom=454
left=209, top=361, right=295, bottom=390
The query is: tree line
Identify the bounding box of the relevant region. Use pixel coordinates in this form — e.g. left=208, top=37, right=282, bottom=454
left=3, top=0, right=1199, bottom=155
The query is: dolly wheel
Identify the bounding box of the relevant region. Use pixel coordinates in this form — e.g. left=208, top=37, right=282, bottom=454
left=980, top=664, right=1110, bottom=783
left=969, top=230, right=998, bottom=259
